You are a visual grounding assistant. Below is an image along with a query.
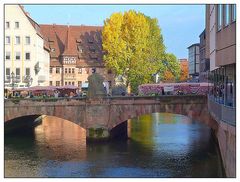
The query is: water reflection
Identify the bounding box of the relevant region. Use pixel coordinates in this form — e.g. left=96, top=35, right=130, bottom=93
left=4, top=113, right=224, bottom=177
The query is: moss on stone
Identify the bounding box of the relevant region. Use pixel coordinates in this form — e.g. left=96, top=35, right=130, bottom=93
left=88, top=128, right=95, bottom=137
left=95, top=128, right=104, bottom=137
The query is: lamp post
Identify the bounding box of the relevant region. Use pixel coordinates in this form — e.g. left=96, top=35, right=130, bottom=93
left=25, top=75, right=33, bottom=87
left=10, top=72, right=16, bottom=90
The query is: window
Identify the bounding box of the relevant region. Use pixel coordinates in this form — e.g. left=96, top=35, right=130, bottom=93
left=68, top=82, right=71, bottom=85
left=65, top=68, right=68, bottom=74
left=25, top=36, right=30, bottom=45
left=15, top=22, right=19, bottom=29
left=50, top=67, right=53, bottom=74
left=224, top=5, right=230, bottom=26
left=15, top=36, right=20, bottom=44
left=65, top=82, right=68, bottom=85
left=72, top=68, right=75, bottom=74
left=16, top=68, right=20, bottom=76
left=25, top=52, right=30, bottom=60
left=69, top=68, right=71, bottom=74
left=78, top=81, right=82, bottom=87
left=6, top=36, right=10, bottom=44
left=218, top=5, right=222, bottom=31
left=72, top=82, right=75, bottom=85
left=232, top=5, right=236, bottom=22
left=6, top=52, right=10, bottom=60
left=78, top=68, right=82, bottom=74
left=56, top=67, right=60, bottom=74
left=6, top=68, right=10, bottom=76
left=15, top=52, right=20, bottom=60
left=49, top=81, right=53, bottom=86
left=56, top=81, right=60, bottom=86
left=6, top=22, right=10, bottom=29
left=26, top=68, right=30, bottom=76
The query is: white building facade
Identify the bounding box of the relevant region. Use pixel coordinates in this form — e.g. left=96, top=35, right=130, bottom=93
left=4, top=5, right=50, bottom=89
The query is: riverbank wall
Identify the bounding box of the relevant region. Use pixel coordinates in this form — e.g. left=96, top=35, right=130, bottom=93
left=214, top=121, right=236, bottom=177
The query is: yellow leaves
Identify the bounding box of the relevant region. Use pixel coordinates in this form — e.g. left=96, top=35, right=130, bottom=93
left=103, top=10, right=166, bottom=92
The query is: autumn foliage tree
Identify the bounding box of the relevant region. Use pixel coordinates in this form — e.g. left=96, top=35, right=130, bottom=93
left=179, top=61, right=189, bottom=82
left=161, top=53, right=181, bottom=82
left=102, top=10, right=179, bottom=92
left=102, top=10, right=166, bottom=92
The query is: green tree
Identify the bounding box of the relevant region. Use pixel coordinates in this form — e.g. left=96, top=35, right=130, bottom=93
left=161, top=53, right=181, bottom=82
left=102, top=10, right=166, bottom=93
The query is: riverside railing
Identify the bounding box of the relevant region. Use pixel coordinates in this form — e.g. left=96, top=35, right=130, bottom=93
left=208, top=95, right=236, bottom=126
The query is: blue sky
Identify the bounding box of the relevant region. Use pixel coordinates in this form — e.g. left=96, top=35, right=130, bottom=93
left=24, top=4, right=205, bottom=59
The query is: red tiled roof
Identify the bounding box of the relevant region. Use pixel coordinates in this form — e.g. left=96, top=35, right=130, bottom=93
left=39, top=24, right=104, bottom=67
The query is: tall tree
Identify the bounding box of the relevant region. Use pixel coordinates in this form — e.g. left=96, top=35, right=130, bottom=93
left=102, top=10, right=166, bottom=93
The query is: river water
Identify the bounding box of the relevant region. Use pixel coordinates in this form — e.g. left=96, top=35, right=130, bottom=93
left=4, top=113, right=224, bottom=177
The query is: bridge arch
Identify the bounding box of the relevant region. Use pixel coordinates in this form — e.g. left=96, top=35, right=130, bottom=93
left=4, top=99, right=86, bottom=128
left=108, top=98, right=218, bottom=132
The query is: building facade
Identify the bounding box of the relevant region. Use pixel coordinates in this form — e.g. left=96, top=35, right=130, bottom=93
left=205, top=4, right=236, bottom=177
left=4, top=5, right=50, bottom=89
left=206, top=4, right=236, bottom=108
left=199, top=30, right=210, bottom=82
left=187, top=43, right=200, bottom=81
left=39, top=24, right=115, bottom=89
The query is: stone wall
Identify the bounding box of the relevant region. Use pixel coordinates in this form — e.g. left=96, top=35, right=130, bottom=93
left=214, top=121, right=236, bottom=177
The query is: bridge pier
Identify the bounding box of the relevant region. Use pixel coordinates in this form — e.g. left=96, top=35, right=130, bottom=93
left=86, top=121, right=128, bottom=142
left=86, top=127, right=110, bottom=142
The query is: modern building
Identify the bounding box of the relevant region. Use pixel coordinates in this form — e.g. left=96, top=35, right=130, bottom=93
left=199, top=30, right=210, bottom=82
left=178, top=58, right=189, bottom=82
left=39, top=24, right=115, bottom=89
left=206, top=4, right=236, bottom=108
left=4, top=5, right=50, bottom=89
left=206, top=4, right=236, bottom=177
left=187, top=43, right=200, bottom=82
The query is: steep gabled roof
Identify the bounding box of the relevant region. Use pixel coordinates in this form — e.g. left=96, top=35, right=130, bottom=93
left=40, top=24, right=104, bottom=67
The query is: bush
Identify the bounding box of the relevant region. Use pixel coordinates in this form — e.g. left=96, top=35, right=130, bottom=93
left=111, top=84, right=127, bottom=96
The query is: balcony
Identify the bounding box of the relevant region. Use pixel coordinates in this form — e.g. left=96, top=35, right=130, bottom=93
left=208, top=95, right=236, bottom=126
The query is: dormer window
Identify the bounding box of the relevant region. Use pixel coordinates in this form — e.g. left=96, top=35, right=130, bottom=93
left=77, top=45, right=83, bottom=53
left=89, top=45, right=95, bottom=52
left=88, top=37, right=94, bottom=43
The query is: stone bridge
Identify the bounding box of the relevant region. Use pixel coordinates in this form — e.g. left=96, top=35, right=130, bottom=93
left=5, top=95, right=217, bottom=140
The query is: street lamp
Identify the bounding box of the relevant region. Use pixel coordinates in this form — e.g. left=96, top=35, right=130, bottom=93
left=25, top=75, right=33, bottom=87
left=10, top=72, right=16, bottom=90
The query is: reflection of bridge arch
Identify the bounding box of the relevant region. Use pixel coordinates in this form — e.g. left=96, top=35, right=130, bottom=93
left=4, top=96, right=218, bottom=140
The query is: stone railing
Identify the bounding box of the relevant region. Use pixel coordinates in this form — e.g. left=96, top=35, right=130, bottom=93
left=208, top=95, right=236, bottom=126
